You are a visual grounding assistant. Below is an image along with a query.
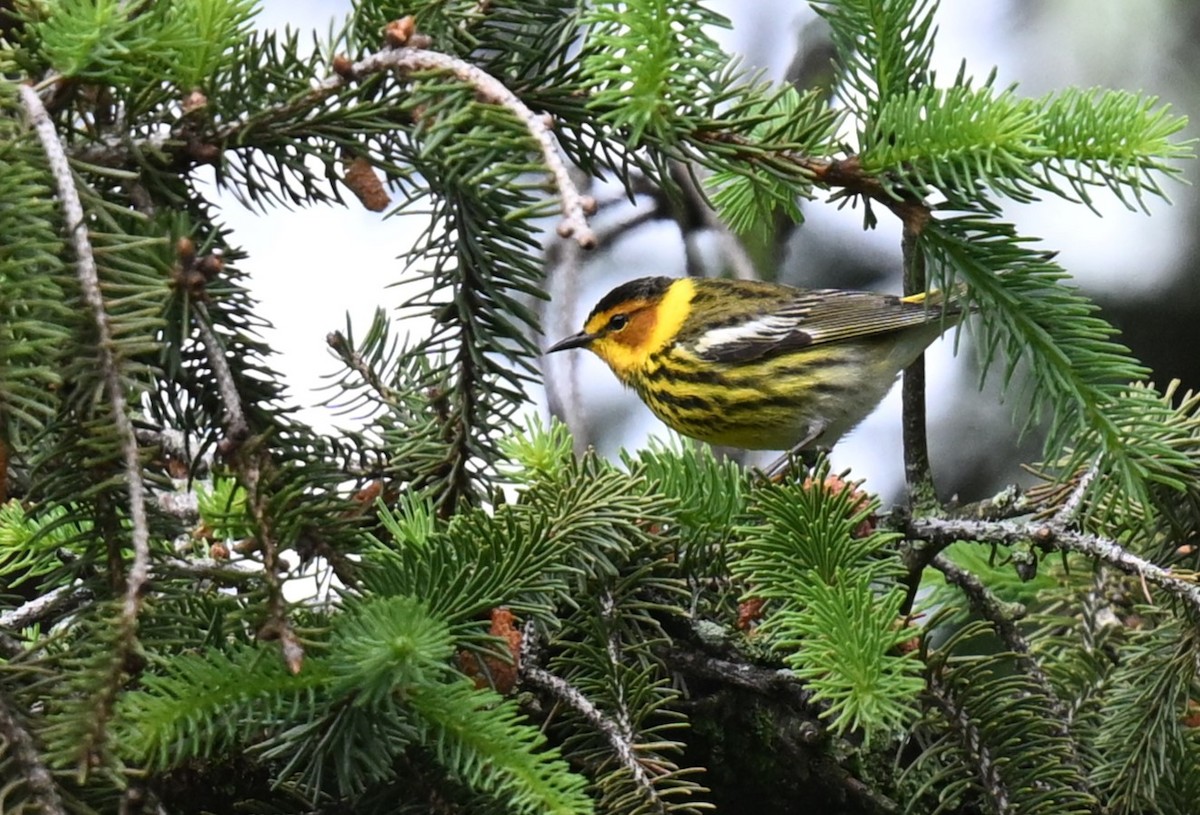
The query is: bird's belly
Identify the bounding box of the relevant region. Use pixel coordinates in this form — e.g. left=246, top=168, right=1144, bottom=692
left=634, top=345, right=904, bottom=451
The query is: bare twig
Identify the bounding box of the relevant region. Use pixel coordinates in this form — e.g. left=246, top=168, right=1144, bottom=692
left=18, top=84, right=151, bottom=638
left=0, top=693, right=66, bottom=815
left=158, top=556, right=265, bottom=585
left=0, top=587, right=93, bottom=656
left=945, top=483, right=1033, bottom=522
left=0, top=586, right=92, bottom=632
left=909, top=516, right=1200, bottom=617
left=900, top=220, right=935, bottom=509
left=370, top=48, right=595, bottom=247
left=661, top=645, right=817, bottom=713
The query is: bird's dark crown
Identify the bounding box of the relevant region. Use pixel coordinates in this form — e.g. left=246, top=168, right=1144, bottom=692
left=586, top=276, right=674, bottom=322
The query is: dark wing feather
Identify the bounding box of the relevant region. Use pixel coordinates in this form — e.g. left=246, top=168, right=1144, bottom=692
left=692, top=289, right=947, bottom=364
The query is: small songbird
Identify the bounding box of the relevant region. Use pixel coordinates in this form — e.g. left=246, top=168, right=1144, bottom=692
left=547, top=276, right=963, bottom=451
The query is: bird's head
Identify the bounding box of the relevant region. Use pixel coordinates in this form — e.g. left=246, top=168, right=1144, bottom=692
left=547, top=276, right=692, bottom=380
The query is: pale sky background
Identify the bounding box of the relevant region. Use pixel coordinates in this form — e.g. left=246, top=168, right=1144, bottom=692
left=212, top=1, right=1196, bottom=502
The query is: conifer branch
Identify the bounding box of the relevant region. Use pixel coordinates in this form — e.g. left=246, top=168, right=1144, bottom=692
left=192, top=304, right=249, bottom=442
left=209, top=37, right=597, bottom=248
left=909, top=516, right=1200, bottom=615
left=0, top=585, right=93, bottom=635
left=352, top=44, right=596, bottom=247
left=1054, top=459, right=1101, bottom=525
left=521, top=663, right=660, bottom=800
left=929, top=553, right=1089, bottom=782
left=192, top=304, right=300, bottom=673
left=326, top=329, right=400, bottom=406
left=18, top=83, right=151, bottom=643
left=0, top=693, right=66, bottom=815
left=925, top=665, right=1013, bottom=815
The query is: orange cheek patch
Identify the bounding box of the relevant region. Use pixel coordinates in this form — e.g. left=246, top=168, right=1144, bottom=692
left=612, top=308, right=657, bottom=349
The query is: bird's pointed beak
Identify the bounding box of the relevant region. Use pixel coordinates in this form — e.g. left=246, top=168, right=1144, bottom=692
left=546, top=331, right=595, bottom=353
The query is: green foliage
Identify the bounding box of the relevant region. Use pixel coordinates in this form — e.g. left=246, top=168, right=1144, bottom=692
left=863, top=83, right=1190, bottom=209
left=581, top=0, right=731, bottom=145
left=813, top=0, right=937, bottom=122
left=922, top=215, right=1196, bottom=517
left=0, top=106, right=72, bottom=443
left=0, top=499, right=90, bottom=586
left=411, top=680, right=594, bottom=815
left=2, top=0, right=1199, bottom=813
left=707, top=85, right=841, bottom=240
left=195, top=476, right=252, bottom=540
left=31, top=0, right=257, bottom=112
left=776, top=579, right=921, bottom=737
left=898, top=622, right=1098, bottom=815
left=1089, top=618, right=1197, bottom=814
left=731, top=472, right=921, bottom=737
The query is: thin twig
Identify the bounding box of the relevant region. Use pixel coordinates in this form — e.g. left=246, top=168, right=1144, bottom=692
left=1053, top=459, right=1100, bottom=526
left=358, top=48, right=595, bottom=247
left=192, top=304, right=248, bottom=440
left=219, top=46, right=596, bottom=248
left=925, top=666, right=1012, bottom=815
left=0, top=587, right=93, bottom=657
left=18, top=84, right=152, bottom=638
left=158, top=556, right=265, bottom=585
left=931, top=555, right=1031, bottom=660
left=930, top=553, right=1091, bottom=793
left=900, top=220, right=936, bottom=509
left=0, top=693, right=66, bottom=815
left=661, top=645, right=817, bottom=713
left=326, top=330, right=400, bottom=405
left=520, top=619, right=664, bottom=795
left=909, top=516, right=1200, bottom=617
left=0, top=585, right=93, bottom=631
left=521, top=662, right=662, bottom=797
left=191, top=304, right=300, bottom=672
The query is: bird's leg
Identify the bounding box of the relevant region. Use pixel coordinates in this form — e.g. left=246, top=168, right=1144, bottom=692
left=761, top=423, right=827, bottom=481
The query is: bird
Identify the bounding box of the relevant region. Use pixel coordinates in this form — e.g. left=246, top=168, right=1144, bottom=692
left=546, top=276, right=964, bottom=452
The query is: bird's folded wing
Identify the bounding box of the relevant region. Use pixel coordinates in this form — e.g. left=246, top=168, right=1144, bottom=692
left=690, top=290, right=949, bottom=364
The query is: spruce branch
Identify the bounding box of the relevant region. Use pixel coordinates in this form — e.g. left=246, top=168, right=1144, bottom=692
left=213, top=40, right=596, bottom=247
left=0, top=585, right=93, bottom=634
left=929, top=553, right=1091, bottom=794
left=1054, top=459, right=1101, bottom=526
left=326, top=328, right=402, bottom=407
left=192, top=303, right=299, bottom=673
left=521, top=662, right=662, bottom=803
left=354, top=45, right=595, bottom=246
left=18, top=81, right=151, bottom=652
left=930, top=555, right=1032, bottom=666
left=192, top=303, right=249, bottom=443
left=0, top=692, right=66, bottom=815
left=925, top=663, right=1012, bottom=815
left=908, top=516, right=1200, bottom=616
left=661, top=643, right=817, bottom=713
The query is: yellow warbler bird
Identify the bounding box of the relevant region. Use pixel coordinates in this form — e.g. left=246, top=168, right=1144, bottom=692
left=547, top=276, right=963, bottom=451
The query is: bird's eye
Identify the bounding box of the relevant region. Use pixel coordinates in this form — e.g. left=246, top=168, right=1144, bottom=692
left=607, top=314, right=629, bottom=331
